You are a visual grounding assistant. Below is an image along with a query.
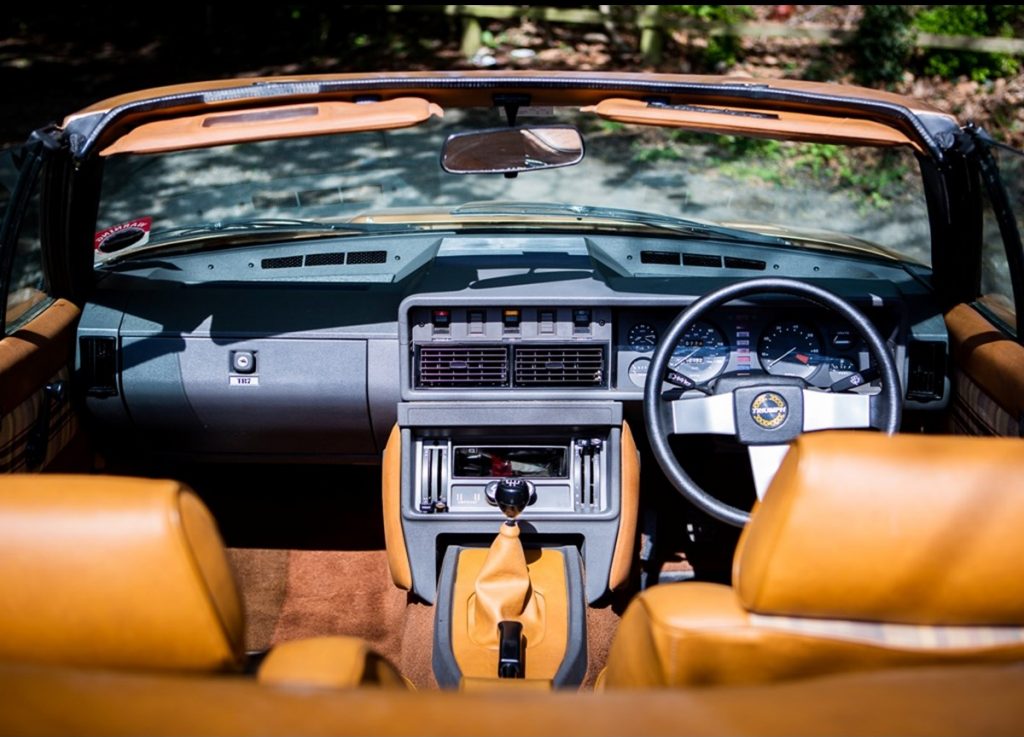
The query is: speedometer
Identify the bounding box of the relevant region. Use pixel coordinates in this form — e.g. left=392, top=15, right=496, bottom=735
left=669, top=322, right=729, bottom=385
left=757, top=322, right=822, bottom=379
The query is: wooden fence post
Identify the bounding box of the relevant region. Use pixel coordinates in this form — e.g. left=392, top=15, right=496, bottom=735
left=461, top=13, right=483, bottom=58
left=639, top=5, right=663, bottom=65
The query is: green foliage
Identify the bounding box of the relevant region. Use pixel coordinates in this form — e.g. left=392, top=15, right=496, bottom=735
left=642, top=133, right=912, bottom=212
left=660, top=6, right=754, bottom=25
left=913, top=5, right=1022, bottom=82
left=850, top=5, right=916, bottom=86
left=661, top=6, right=754, bottom=70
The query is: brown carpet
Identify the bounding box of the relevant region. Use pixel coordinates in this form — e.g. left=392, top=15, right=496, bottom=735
left=228, top=547, right=621, bottom=691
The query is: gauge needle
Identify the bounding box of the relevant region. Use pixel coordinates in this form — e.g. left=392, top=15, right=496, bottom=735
left=675, top=347, right=700, bottom=362
left=767, top=347, right=796, bottom=368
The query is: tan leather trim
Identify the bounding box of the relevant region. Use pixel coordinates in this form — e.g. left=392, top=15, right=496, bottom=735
left=471, top=524, right=542, bottom=648
left=178, top=492, right=245, bottom=657
left=603, top=582, right=1024, bottom=688
left=946, top=303, right=1024, bottom=416
left=734, top=431, right=1024, bottom=625
left=608, top=422, right=639, bottom=591
left=460, top=677, right=553, bottom=691
left=0, top=299, right=80, bottom=415
left=582, top=98, right=922, bottom=151
left=100, top=98, right=444, bottom=156
left=452, top=548, right=568, bottom=681
left=0, top=475, right=244, bottom=672
left=3, top=659, right=1024, bottom=735
left=257, top=636, right=407, bottom=690
left=382, top=425, right=412, bottom=590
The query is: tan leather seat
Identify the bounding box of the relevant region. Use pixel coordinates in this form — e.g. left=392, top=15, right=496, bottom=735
left=602, top=431, right=1024, bottom=688
left=0, top=474, right=406, bottom=689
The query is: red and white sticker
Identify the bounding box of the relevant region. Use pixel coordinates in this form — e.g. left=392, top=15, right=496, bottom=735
left=94, top=217, right=152, bottom=253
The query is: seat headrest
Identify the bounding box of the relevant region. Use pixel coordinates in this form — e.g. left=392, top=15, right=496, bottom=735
left=0, top=475, right=244, bottom=671
left=735, top=431, right=1024, bottom=625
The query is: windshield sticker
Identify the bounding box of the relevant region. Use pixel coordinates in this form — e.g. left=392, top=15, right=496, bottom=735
left=94, top=217, right=152, bottom=254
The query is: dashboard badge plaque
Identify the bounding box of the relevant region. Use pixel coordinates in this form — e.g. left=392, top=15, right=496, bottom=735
left=750, top=392, right=788, bottom=429
left=229, top=376, right=259, bottom=386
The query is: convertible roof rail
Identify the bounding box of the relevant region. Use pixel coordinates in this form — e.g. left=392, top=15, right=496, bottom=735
left=61, top=71, right=960, bottom=161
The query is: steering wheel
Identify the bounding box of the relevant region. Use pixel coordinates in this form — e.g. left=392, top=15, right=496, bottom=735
left=643, top=277, right=902, bottom=527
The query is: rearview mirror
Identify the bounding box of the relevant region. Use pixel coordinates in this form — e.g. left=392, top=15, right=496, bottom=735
left=441, top=125, right=584, bottom=174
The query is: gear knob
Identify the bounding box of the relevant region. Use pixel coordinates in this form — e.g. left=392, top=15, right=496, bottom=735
left=494, top=478, right=533, bottom=521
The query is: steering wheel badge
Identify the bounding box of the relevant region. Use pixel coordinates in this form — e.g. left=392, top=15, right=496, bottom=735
left=750, top=392, right=789, bottom=429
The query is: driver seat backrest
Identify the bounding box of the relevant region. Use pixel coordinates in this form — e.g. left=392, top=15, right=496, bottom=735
left=0, top=474, right=407, bottom=689
left=601, top=431, right=1024, bottom=688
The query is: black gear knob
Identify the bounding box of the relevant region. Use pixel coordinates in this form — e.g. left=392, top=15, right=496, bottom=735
left=494, top=478, right=533, bottom=521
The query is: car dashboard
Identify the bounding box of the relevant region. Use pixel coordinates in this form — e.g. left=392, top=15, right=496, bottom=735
left=77, top=231, right=950, bottom=465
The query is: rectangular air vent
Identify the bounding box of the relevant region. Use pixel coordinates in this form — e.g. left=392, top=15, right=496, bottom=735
left=640, top=250, right=680, bottom=265
left=724, top=256, right=766, bottom=270
left=347, top=250, right=387, bottom=265
left=513, top=346, right=606, bottom=388
left=682, top=253, right=723, bottom=268
left=305, top=252, right=346, bottom=266
left=907, top=341, right=946, bottom=402
left=261, top=255, right=303, bottom=269
left=79, top=336, right=118, bottom=397
left=417, top=346, right=510, bottom=388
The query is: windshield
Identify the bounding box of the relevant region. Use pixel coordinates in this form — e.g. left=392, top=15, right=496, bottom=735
left=96, top=108, right=930, bottom=264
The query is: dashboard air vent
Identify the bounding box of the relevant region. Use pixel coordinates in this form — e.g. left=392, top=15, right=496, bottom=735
left=305, top=252, right=346, bottom=266
left=348, top=250, right=387, bottom=265
left=640, top=250, right=680, bottom=265
left=261, top=255, right=303, bottom=269
left=417, top=346, right=510, bottom=388
left=682, top=253, right=722, bottom=268
left=513, top=346, right=606, bottom=387
left=79, top=336, right=118, bottom=397
left=724, top=256, right=766, bottom=270
left=906, top=341, right=946, bottom=402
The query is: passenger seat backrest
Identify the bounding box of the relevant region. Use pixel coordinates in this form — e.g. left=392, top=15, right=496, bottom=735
left=734, top=431, right=1024, bottom=626
left=0, top=475, right=245, bottom=672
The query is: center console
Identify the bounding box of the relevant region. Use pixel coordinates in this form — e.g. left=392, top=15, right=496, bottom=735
left=384, top=299, right=640, bottom=687
left=390, top=401, right=635, bottom=605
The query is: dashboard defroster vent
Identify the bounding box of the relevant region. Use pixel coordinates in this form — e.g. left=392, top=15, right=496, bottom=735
left=347, top=250, right=387, bottom=265
left=261, top=255, right=303, bottom=269
left=417, top=346, right=510, bottom=387
left=513, top=346, right=606, bottom=387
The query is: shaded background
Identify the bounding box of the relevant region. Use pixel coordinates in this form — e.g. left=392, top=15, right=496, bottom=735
left=2, top=4, right=1023, bottom=146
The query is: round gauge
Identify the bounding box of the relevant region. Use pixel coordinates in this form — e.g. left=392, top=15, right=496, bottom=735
left=757, top=322, right=823, bottom=379
left=668, top=322, right=729, bottom=385
left=627, top=322, right=658, bottom=353
left=828, top=356, right=858, bottom=383
left=627, top=358, right=651, bottom=388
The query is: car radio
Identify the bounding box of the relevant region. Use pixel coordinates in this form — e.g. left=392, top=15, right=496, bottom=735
left=414, top=438, right=607, bottom=514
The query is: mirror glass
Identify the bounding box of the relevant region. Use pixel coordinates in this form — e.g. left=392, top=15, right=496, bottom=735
left=441, top=125, right=584, bottom=174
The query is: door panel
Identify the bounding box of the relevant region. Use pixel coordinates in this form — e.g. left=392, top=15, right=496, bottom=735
left=946, top=304, right=1023, bottom=437
left=0, top=299, right=82, bottom=471
left=0, top=136, right=84, bottom=472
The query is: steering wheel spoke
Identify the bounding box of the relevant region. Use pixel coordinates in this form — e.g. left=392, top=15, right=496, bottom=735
left=748, top=444, right=792, bottom=500
left=802, top=388, right=873, bottom=431
left=668, top=392, right=736, bottom=435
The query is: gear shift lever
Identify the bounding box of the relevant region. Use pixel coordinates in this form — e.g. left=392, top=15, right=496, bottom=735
left=493, top=478, right=534, bottom=523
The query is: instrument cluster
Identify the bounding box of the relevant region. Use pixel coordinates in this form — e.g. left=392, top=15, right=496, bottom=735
left=619, top=308, right=881, bottom=391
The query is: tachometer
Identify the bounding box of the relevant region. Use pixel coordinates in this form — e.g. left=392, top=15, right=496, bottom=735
left=757, top=322, right=822, bottom=379
left=669, top=322, right=729, bottom=385
left=627, top=322, right=658, bottom=353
